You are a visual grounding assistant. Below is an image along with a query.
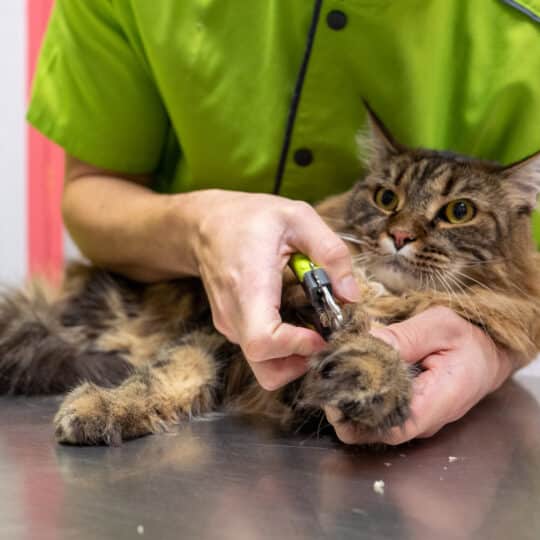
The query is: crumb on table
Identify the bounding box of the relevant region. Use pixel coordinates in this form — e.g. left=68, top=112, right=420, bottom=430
left=373, top=480, right=385, bottom=495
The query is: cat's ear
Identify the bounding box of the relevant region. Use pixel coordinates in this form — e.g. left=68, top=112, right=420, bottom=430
left=358, top=100, right=405, bottom=168
left=501, top=149, right=540, bottom=212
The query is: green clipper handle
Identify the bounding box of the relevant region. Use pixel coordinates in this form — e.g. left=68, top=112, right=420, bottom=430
left=289, top=253, right=336, bottom=338
left=289, top=253, right=333, bottom=297
left=289, top=254, right=333, bottom=297
left=289, top=253, right=319, bottom=282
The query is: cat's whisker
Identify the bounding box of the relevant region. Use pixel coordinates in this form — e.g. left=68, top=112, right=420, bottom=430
left=452, top=270, right=494, bottom=293
left=293, top=408, right=317, bottom=436
left=338, top=233, right=373, bottom=247
left=351, top=250, right=373, bottom=258
left=351, top=254, right=374, bottom=262
left=353, top=254, right=394, bottom=272
left=443, top=272, right=489, bottom=332
left=352, top=260, right=372, bottom=269
left=351, top=250, right=395, bottom=266
left=427, top=270, right=438, bottom=293
left=434, top=270, right=457, bottom=306
left=315, top=411, right=329, bottom=441
left=451, top=270, right=534, bottom=341
left=459, top=258, right=508, bottom=267
left=434, top=269, right=459, bottom=299
left=438, top=275, right=474, bottom=326
left=508, top=282, right=536, bottom=299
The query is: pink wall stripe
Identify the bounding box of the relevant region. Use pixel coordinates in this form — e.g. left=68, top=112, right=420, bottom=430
left=26, top=0, right=64, bottom=281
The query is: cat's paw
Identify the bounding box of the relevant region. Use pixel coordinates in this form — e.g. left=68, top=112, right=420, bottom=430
left=54, top=383, right=168, bottom=446
left=302, top=335, right=412, bottom=433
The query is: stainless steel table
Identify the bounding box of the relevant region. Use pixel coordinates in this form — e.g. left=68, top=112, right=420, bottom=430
left=1, top=375, right=540, bottom=540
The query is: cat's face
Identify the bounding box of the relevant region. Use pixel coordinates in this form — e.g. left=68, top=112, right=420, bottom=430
left=344, top=106, right=540, bottom=294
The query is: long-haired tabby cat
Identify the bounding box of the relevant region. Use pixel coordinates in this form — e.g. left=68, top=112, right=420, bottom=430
left=1, top=106, right=540, bottom=446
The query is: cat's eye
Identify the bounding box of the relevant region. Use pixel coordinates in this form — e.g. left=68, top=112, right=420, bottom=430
left=441, top=199, right=476, bottom=224
left=374, top=188, right=399, bottom=212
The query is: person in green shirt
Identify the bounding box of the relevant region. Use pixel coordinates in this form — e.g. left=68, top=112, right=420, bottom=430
left=28, top=0, right=539, bottom=445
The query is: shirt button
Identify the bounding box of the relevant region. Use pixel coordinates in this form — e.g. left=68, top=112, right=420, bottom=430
left=294, top=148, right=314, bottom=167
left=326, top=10, right=348, bottom=30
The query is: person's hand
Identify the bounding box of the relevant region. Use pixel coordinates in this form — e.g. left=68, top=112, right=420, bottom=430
left=325, top=307, right=517, bottom=445
left=189, top=190, right=360, bottom=390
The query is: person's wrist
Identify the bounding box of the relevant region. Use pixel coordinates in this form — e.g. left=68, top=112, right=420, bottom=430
left=167, top=189, right=232, bottom=277
left=164, top=190, right=216, bottom=277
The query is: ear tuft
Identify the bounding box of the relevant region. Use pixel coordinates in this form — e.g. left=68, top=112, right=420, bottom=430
left=358, top=100, right=404, bottom=169
left=502, top=150, right=540, bottom=211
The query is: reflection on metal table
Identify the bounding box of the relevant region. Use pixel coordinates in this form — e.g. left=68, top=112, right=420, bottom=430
left=1, top=375, right=539, bottom=540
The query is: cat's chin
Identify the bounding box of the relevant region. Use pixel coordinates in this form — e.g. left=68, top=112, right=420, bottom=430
left=368, top=261, right=423, bottom=294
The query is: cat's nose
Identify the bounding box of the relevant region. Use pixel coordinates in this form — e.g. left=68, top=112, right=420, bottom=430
left=389, top=229, right=416, bottom=250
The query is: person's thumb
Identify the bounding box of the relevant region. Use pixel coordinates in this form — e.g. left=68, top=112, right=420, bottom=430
left=370, top=306, right=465, bottom=364
left=286, top=204, right=360, bottom=303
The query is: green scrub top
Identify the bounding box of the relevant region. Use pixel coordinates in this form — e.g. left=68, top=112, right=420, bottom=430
left=28, top=0, right=540, bottom=245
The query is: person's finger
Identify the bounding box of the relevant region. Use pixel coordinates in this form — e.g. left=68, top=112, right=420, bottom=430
left=250, top=355, right=310, bottom=391
left=243, top=321, right=326, bottom=363
left=239, top=285, right=325, bottom=389
left=332, top=421, right=368, bottom=445
left=239, top=276, right=326, bottom=362
left=324, top=405, right=343, bottom=425
left=370, top=306, right=468, bottom=364
left=377, top=371, right=439, bottom=445
left=286, top=203, right=360, bottom=303
left=324, top=406, right=376, bottom=445
left=369, top=349, right=486, bottom=446
left=378, top=362, right=473, bottom=445
left=325, top=370, right=436, bottom=445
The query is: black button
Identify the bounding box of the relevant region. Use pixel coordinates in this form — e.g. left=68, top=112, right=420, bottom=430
left=326, top=10, right=347, bottom=30
left=294, top=148, right=313, bottom=167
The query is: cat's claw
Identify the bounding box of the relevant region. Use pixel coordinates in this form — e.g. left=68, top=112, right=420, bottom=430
left=54, top=382, right=165, bottom=446
left=301, top=334, right=412, bottom=434
left=55, top=408, right=124, bottom=446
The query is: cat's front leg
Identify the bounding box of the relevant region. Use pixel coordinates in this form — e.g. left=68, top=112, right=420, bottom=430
left=54, top=331, right=226, bottom=445
left=297, top=306, right=412, bottom=435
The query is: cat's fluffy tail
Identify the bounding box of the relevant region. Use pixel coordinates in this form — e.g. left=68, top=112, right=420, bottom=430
left=0, top=284, right=132, bottom=395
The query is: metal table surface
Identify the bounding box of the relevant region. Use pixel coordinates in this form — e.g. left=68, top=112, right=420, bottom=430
left=1, top=375, right=540, bottom=540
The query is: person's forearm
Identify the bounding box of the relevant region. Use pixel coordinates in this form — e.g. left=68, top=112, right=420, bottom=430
left=62, top=155, right=361, bottom=390
left=62, top=174, right=200, bottom=282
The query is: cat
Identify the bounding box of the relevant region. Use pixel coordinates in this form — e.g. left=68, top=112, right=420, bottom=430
left=1, top=105, right=539, bottom=446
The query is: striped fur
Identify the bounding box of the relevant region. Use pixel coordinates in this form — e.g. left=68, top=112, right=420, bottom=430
left=1, top=107, right=539, bottom=445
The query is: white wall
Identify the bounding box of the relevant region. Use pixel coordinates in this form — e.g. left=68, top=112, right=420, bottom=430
left=0, top=3, right=26, bottom=285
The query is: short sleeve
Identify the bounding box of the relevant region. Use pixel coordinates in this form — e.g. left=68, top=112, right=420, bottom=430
left=27, top=0, right=168, bottom=174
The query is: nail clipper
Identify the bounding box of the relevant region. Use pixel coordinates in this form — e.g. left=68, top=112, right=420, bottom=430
left=289, top=253, right=345, bottom=339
